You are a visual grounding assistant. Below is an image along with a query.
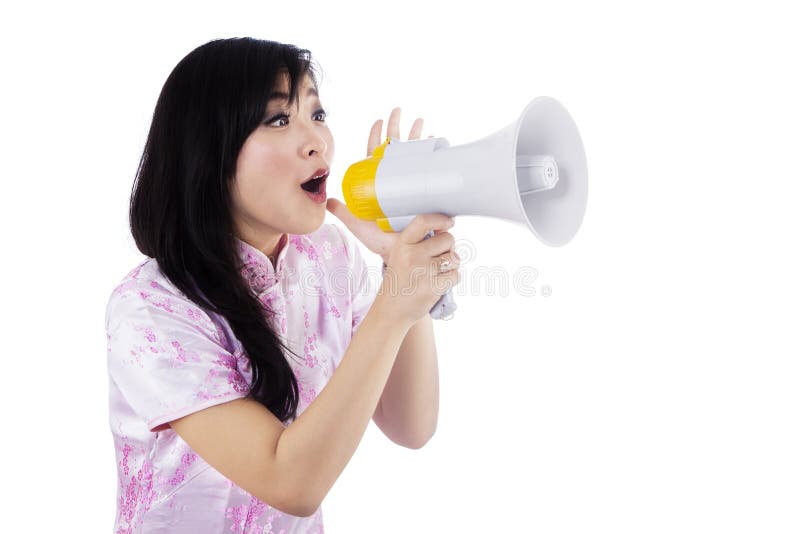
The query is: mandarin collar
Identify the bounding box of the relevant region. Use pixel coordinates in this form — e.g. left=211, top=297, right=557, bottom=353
left=235, top=233, right=298, bottom=294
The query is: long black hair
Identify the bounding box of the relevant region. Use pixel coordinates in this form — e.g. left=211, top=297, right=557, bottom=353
left=130, top=37, right=320, bottom=423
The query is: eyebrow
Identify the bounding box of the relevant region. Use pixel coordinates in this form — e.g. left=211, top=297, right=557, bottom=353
left=268, top=86, right=319, bottom=102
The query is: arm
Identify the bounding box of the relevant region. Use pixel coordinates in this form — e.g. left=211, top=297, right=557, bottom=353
left=170, top=295, right=413, bottom=517
left=373, top=313, right=439, bottom=449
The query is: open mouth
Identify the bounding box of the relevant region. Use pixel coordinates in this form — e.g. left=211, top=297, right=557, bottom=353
left=301, top=175, right=327, bottom=193
left=301, top=169, right=329, bottom=194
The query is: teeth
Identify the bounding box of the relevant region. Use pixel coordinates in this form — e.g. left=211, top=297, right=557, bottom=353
left=304, top=172, right=327, bottom=184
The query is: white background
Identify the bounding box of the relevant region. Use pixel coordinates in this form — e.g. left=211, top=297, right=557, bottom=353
left=2, top=1, right=798, bottom=532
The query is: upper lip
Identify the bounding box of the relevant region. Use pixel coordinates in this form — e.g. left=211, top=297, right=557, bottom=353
left=302, top=167, right=330, bottom=184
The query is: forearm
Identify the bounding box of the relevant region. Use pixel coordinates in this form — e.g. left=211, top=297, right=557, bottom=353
left=275, top=295, right=411, bottom=513
left=375, top=313, right=440, bottom=448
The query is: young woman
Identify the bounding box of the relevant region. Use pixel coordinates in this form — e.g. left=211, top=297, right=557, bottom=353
left=105, top=37, right=460, bottom=533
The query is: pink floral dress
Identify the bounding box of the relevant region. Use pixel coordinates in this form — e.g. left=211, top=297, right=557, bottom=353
left=105, top=224, right=378, bottom=533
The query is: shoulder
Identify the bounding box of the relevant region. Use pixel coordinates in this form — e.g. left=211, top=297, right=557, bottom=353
left=106, top=258, right=176, bottom=315
left=105, top=258, right=218, bottom=336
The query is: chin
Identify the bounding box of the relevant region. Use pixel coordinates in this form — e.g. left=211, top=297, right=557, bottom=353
left=297, top=214, right=325, bottom=235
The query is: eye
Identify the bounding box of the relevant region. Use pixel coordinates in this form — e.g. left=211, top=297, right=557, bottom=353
left=263, top=108, right=327, bottom=128
left=264, top=113, right=290, bottom=127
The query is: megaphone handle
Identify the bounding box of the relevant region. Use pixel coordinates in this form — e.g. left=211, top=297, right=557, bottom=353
left=420, top=229, right=457, bottom=321
left=430, top=289, right=457, bottom=321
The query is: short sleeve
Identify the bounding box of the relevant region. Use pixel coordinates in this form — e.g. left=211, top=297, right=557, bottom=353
left=105, top=282, right=249, bottom=432
left=331, top=224, right=379, bottom=338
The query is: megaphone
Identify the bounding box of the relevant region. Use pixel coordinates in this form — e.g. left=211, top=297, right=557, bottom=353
left=342, top=96, right=588, bottom=320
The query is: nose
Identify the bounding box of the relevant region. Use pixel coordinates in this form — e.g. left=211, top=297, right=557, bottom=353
left=300, top=122, right=328, bottom=158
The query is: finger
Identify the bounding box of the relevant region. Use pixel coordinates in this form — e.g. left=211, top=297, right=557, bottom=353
left=434, top=267, right=461, bottom=292
left=432, top=253, right=460, bottom=273
left=431, top=221, right=456, bottom=236
left=422, top=231, right=456, bottom=257
left=445, top=251, right=461, bottom=269
left=408, top=117, right=424, bottom=140
left=387, top=107, right=401, bottom=140
left=367, top=119, right=383, bottom=156
left=399, top=213, right=454, bottom=244
left=327, top=198, right=366, bottom=228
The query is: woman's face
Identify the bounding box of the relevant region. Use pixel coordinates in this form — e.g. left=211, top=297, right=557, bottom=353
left=230, top=72, right=334, bottom=250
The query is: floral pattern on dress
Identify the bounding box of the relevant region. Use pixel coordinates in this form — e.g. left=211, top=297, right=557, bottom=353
left=106, top=224, right=376, bottom=533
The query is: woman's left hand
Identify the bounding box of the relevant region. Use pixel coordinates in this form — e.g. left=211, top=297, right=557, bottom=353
left=326, top=107, right=427, bottom=263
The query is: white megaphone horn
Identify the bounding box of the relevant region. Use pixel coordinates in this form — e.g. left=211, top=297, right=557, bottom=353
left=342, top=96, right=588, bottom=320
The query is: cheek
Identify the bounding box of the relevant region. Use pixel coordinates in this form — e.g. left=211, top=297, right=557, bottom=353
left=239, top=137, right=283, bottom=176
left=233, top=140, right=294, bottom=214
left=236, top=141, right=290, bottom=193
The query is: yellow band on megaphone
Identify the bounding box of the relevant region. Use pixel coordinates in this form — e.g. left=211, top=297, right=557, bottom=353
left=341, top=137, right=392, bottom=221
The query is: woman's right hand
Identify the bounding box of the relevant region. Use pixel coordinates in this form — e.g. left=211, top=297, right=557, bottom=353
left=375, top=213, right=461, bottom=326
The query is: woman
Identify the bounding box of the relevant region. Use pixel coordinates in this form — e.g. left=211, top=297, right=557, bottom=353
left=105, top=37, right=460, bottom=533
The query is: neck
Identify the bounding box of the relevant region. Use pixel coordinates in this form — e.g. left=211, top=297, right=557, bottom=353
left=236, top=231, right=287, bottom=267
left=265, top=233, right=287, bottom=264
